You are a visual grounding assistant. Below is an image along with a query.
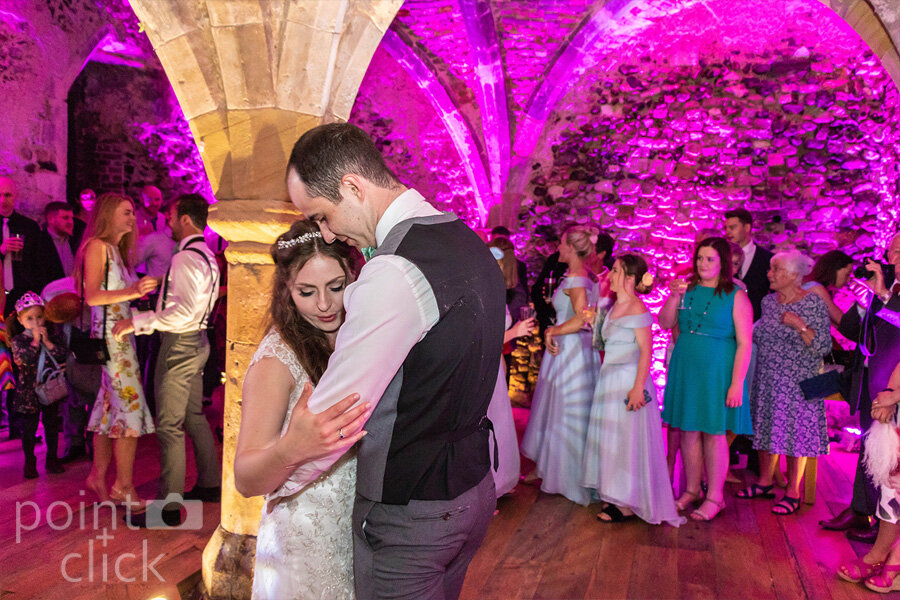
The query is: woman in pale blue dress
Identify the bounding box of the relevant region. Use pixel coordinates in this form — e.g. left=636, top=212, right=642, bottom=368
left=582, top=254, right=684, bottom=525
left=521, top=225, right=600, bottom=506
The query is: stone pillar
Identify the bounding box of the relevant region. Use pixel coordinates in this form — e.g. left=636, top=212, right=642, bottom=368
left=126, top=1, right=402, bottom=598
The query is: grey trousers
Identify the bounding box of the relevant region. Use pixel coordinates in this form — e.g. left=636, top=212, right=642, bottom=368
left=155, top=331, right=220, bottom=498
left=353, top=473, right=495, bottom=600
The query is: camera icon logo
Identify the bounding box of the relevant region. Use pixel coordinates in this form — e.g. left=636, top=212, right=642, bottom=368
left=144, top=493, right=203, bottom=530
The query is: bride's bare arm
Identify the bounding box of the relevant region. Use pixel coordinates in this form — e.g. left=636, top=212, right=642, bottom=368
left=234, top=357, right=369, bottom=498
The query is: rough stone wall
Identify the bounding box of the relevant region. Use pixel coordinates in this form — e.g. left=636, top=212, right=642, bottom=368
left=67, top=60, right=177, bottom=200
left=515, top=3, right=900, bottom=388
left=0, top=0, right=146, bottom=219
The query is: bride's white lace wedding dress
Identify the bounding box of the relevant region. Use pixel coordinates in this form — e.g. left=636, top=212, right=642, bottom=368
left=250, top=329, right=357, bottom=600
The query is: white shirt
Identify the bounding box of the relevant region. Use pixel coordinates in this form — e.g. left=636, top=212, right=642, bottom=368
left=132, top=235, right=219, bottom=335
left=740, top=240, right=757, bottom=280
left=284, top=189, right=441, bottom=488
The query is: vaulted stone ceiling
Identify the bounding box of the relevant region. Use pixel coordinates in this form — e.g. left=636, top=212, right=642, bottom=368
left=349, top=0, right=900, bottom=238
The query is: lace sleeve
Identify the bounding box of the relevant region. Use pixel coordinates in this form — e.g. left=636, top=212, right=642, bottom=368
left=250, top=329, right=308, bottom=387
left=251, top=330, right=319, bottom=501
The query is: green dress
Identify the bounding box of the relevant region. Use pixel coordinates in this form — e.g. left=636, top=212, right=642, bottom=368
left=661, top=285, right=752, bottom=435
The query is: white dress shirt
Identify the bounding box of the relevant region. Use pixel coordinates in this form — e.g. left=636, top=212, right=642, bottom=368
left=281, top=189, right=442, bottom=490
left=132, top=235, right=219, bottom=335
left=740, top=240, right=757, bottom=280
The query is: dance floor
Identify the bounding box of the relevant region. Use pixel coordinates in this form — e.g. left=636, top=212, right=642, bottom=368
left=1, top=408, right=898, bottom=600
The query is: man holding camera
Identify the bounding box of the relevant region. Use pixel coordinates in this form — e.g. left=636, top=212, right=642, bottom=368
left=820, top=232, right=900, bottom=542
left=113, top=194, right=220, bottom=527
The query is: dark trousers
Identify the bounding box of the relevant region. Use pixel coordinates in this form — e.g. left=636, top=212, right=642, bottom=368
left=3, top=389, right=23, bottom=436
left=21, top=403, right=60, bottom=466
left=353, top=473, right=495, bottom=600
left=852, top=372, right=879, bottom=516
left=62, top=386, right=90, bottom=453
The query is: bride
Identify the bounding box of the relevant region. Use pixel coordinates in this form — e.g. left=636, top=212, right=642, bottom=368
left=234, top=220, right=369, bottom=599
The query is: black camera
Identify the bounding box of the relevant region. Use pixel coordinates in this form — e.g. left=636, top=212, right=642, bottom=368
left=854, top=261, right=892, bottom=281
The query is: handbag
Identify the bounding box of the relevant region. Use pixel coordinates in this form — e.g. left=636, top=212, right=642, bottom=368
left=35, top=344, right=68, bottom=406
left=70, top=252, right=109, bottom=365
left=799, top=366, right=843, bottom=401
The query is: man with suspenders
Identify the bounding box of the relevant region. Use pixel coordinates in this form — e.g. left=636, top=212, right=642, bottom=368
left=113, top=193, right=220, bottom=526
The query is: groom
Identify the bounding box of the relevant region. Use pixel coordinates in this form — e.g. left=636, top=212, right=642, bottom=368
left=283, top=123, right=506, bottom=599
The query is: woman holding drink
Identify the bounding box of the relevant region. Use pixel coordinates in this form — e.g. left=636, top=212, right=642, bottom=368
left=521, top=225, right=601, bottom=506
left=659, top=237, right=753, bottom=521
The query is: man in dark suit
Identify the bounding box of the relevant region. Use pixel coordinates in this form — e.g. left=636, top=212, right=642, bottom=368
left=44, top=201, right=84, bottom=281
left=820, top=233, right=900, bottom=542
left=725, top=208, right=773, bottom=322
left=0, top=176, right=55, bottom=314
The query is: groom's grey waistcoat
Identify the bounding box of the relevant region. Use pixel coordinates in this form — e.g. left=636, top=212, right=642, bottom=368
left=358, top=214, right=505, bottom=504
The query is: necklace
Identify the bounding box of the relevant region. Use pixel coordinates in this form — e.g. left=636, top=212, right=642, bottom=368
left=685, top=288, right=713, bottom=335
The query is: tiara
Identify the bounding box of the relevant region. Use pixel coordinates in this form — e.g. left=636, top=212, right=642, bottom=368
left=277, top=231, right=322, bottom=249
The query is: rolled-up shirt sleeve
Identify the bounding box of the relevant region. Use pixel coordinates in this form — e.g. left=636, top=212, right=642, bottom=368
left=277, top=254, right=439, bottom=492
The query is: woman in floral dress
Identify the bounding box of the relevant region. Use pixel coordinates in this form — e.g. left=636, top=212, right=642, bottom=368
left=78, top=193, right=159, bottom=508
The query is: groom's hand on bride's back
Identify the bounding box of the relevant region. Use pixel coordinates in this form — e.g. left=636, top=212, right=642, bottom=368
left=275, top=382, right=370, bottom=468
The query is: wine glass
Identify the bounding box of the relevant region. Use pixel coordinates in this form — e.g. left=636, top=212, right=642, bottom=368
left=672, top=279, right=689, bottom=309
left=543, top=277, right=556, bottom=303
left=582, top=302, right=598, bottom=329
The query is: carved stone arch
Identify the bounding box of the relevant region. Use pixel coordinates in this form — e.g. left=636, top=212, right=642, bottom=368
left=125, top=2, right=403, bottom=597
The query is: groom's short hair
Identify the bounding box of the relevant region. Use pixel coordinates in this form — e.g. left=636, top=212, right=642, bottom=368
left=287, top=123, right=400, bottom=204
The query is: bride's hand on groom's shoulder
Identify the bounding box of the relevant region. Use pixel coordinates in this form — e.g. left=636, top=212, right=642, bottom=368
left=276, top=382, right=371, bottom=468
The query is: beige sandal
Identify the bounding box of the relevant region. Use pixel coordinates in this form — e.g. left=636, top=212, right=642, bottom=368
left=675, top=489, right=702, bottom=511
left=690, top=498, right=726, bottom=522
left=110, top=484, right=148, bottom=514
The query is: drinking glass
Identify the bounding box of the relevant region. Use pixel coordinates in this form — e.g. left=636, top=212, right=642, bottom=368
left=519, top=305, right=535, bottom=322
left=543, top=277, right=556, bottom=303
left=582, top=302, right=598, bottom=329
left=672, top=279, right=689, bottom=309
left=11, top=233, right=24, bottom=262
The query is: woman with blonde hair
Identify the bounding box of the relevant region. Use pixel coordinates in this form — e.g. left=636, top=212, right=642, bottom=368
left=78, top=193, right=159, bottom=507
left=521, top=224, right=601, bottom=505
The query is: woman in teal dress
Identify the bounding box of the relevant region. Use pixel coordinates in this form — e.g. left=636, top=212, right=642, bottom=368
left=659, top=237, right=754, bottom=521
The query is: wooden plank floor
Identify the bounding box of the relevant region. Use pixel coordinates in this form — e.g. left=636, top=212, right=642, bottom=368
left=0, top=423, right=220, bottom=600
left=1, top=406, right=898, bottom=600
left=459, top=407, right=899, bottom=600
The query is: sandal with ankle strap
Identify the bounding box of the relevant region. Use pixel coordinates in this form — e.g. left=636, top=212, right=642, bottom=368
left=597, top=505, right=636, bottom=523
left=690, top=498, right=726, bottom=522
left=838, top=557, right=885, bottom=583
left=736, top=483, right=776, bottom=499
left=866, top=564, right=900, bottom=593
left=772, top=496, right=800, bottom=516
left=110, top=485, right=148, bottom=514
left=675, top=490, right=702, bottom=511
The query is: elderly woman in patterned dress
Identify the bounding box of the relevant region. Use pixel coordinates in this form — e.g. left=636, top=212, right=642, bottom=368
left=736, top=250, right=831, bottom=515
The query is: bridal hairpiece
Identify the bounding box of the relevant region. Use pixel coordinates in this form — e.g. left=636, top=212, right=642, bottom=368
left=277, top=231, right=322, bottom=249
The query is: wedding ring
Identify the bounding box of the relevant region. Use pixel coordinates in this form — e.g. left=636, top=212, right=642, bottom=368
left=339, top=428, right=345, bottom=439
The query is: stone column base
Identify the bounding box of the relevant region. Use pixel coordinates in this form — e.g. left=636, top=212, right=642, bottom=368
left=198, top=524, right=257, bottom=600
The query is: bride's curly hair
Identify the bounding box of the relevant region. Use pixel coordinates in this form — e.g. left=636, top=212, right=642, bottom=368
left=267, top=220, right=363, bottom=384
